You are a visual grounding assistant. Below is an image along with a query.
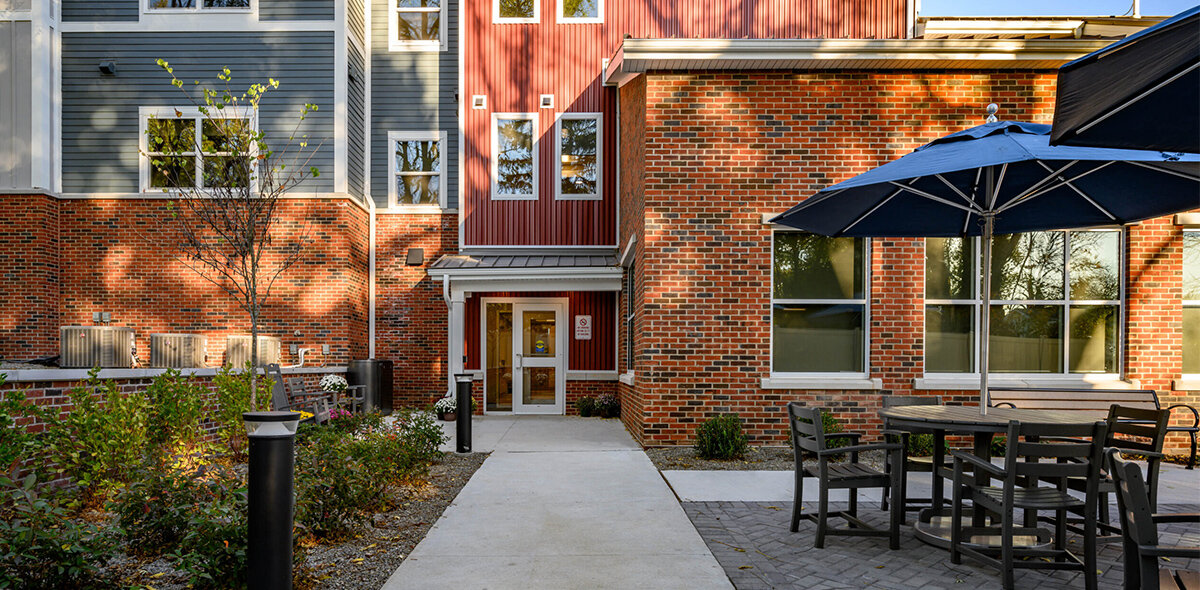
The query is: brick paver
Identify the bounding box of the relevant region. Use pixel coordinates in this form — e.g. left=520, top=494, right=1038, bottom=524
left=684, top=501, right=1200, bottom=589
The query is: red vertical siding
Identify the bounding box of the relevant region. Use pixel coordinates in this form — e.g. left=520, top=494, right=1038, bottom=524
left=464, top=291, right=617, bottom=371
left=463, top=0, right=907, bottom=247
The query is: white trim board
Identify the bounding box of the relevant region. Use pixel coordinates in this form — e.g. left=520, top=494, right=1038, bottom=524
left=59, top=18, right=337, bottom=33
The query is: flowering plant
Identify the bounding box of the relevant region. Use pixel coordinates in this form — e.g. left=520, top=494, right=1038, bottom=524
left=328, top=407, right=352, bottom=422
left=433, top=397, right=456, bottom=414
left=319, top=374, right=347, bottom=393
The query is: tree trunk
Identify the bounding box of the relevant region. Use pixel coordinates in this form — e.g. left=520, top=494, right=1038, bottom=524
left=250, top=301, right=259, bottom=409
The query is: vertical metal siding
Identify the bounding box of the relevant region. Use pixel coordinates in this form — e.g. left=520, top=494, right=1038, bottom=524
left=464, top=291, right=616, bottom=371
left=463, top=0, right=906, bottom=247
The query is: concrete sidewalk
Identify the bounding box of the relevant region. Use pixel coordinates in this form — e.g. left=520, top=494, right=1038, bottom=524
left=381, top=416, right=732, bottom=590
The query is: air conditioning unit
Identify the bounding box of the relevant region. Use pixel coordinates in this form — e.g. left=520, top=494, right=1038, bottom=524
left=225, top=335, right=281, bottom=367
left=60, top=326, right=135, bottom=368
left=150, top=334, right=208, bottom=368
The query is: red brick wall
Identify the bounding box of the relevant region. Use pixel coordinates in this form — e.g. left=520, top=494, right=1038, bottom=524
left=0, top=194, right=60, bottom=360
left=620, top=70, right=1195, bottom=452
left=618, top=76, right=648, bottom=444
left=374, top=213, right=457, bottom=408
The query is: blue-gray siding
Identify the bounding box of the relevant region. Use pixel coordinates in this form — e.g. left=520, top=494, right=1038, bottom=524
left=0, top=21, right=32, bottom=189
left=370, top=0, right=457, bottom=209
left=62, top=0, right=137, bottom=22
left=259, top=0, right=333, bottom=21
left=348, top=0, right=365, bottom=46
left=60, top=32, right=335, bottom=193
left=348, top=39, right=366, bottom=199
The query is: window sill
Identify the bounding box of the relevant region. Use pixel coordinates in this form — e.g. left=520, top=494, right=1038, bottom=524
left=1173, top=378, right=1200, bottom=391
left=379, top=205, right=455, bottom=215
left=618, top=371, right=634, bottom=385
left=761, top=376, right=882, bottom=390
left=388, top=41, right=446, bottom=53
left=914, top=375, right=1141, bottom=391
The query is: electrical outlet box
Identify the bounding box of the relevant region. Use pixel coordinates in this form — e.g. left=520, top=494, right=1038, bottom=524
left=290, top=344, right=299, bottom=355
left=322, top=344, right=330, bottom=355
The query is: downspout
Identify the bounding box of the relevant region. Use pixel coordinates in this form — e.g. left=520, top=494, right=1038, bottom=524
left=364, top=0, right=376, bottom=358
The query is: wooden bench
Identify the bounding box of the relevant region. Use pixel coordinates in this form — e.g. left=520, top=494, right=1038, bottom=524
left=989, top=388, right=1198, bottom=469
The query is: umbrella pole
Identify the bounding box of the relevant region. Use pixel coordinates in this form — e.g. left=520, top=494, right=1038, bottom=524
left=979, top=214, right=994, bottom=416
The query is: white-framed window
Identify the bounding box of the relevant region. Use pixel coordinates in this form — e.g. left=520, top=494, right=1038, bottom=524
left=146, top=0, right=251, bottom=11
left=494, top=0, right=538, bottom=23
left=491, top=113, right=538, bottom=201
left=388, top=130, right=447, bottom=210
left=1184, top=230, right=1200, bottom=375
left=624, top=258, right=635, bottom=371
left=924, top=229, right=1123, bottom=376
left=138, top=106, right=257, bottom=193
left=557, top=0, right=601, bottom=23
left=555, top=112, right=601, bottom=201
left=771, top=231, right=869, bottom=375
left=389, top=0, right=446, bottom=52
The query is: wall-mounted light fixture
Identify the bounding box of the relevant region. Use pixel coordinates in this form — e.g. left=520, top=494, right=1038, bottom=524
left=98, top=61, right=117, bottom=75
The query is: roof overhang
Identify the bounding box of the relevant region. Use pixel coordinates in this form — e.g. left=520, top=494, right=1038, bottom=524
left=916, top=16, right=1167, bottom=40
left=604, top=38, right=1118, bottom=86
left=428, top=255, right=624, bottom=296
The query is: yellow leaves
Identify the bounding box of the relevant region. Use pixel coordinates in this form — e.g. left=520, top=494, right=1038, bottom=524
left=738, top=565, right=753, bottom=570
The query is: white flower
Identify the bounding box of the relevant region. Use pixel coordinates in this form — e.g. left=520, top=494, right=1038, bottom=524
left=319, top=374, right=348, bottom=392
left=433, top=397, right=456, bottom=413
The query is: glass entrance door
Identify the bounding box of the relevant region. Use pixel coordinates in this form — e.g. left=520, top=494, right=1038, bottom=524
left=513, top=303, right=565, bottom=414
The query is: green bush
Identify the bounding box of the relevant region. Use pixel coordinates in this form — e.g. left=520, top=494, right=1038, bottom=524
left=595, top=393, right=620, bottom=418
left=821, top=410, right=849, bottom=450
left=0, top=474, right=114, bottom=590
left=695, top=414, right=749, bottom=460
left=576, top=396, right=596, bottom=417
left=329, top=409, right=385, bottom=436
left=0, top=380, right=53, bottom=478
left=143, top=369, right=205, bottom=463
left=213, top=365, right=272, bottom=459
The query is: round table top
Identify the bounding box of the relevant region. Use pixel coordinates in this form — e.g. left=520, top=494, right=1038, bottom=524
left=879, top=405, right=1104, bottom=432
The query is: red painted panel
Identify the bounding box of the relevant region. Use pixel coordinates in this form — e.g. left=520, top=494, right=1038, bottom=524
left=462, top=0, right=907, bottom=247
left=464, top=291, right=617, bottom=371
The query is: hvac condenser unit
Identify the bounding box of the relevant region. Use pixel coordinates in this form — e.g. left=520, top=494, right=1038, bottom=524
left=225, top=335, right=281, bottom=367
left=150, top=334, right=208, bottom=368
left=59, top=326, right=135, bottom=368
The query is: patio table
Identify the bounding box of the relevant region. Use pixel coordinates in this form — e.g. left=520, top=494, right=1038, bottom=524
left=878, top=405, right=1104, bottom=548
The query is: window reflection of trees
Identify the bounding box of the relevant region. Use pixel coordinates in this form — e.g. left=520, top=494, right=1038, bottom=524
left=396, top=0, right=441, bottom=41
left=395, top=140, right=440, bottom=205
left=772, top=234, right=862, bottom=300
left=560, top=118, right=597, bottom=195
left=496, top=119, right=534, bottom=195
left=561, top=0, right=598, bottom=18
left=499, top=0, right=536, bottom=18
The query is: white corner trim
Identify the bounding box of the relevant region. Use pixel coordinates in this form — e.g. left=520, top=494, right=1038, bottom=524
left=1172, top=378, right=1200, bottom=391
left=566, top=370, right=619, bottom=381
left=619, top=235, right=636, bottom=266
left=914, top=375, right=1141, bottom=391
left=333, top=0, right=348, bottom=195
left=618, top=371, right=634, bottom=385
left=761, top=376, right=883, bottom=390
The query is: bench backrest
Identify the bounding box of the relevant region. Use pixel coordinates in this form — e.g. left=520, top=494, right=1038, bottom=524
left=989, top=388, right=1160, bottom=419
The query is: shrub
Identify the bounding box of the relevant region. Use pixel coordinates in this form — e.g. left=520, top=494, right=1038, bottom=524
left=0, top=474, right=114, bottom=589
left=694, top=414, right=749, bottom=460
left=213, top=365, right=272, bottom=459
left=329, top=409, right=384, bottom=436
left=0, top=381, right=53, bottom=478
left=594, top=393, right=620, bottom=418
left=576, top=396, right=596, bottom=417
left=821, top=410, right=849, bottom=450
left=143, top=369, right=205, bottom=464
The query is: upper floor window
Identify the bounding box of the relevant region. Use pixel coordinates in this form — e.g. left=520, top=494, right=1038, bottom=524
left=390, top=0, right=446, bottom=52
left=555, top=113, right=601, bottom=200
left=925, top=229, right=1122, bottom=376
left=771, top=232, right=867, bottom=374
left=491, top=113, right=537, bottom=200
left=388, top=130, right=446, bottom=209
left=1184, top=230, right=1200, bottom=374
left=495, top=0, right=538, bottom=23
left=139, top=107, right=256, bottom=192
left=558, top=0, right=601, bottom=23
left=147, top=0, right=250, bottom=10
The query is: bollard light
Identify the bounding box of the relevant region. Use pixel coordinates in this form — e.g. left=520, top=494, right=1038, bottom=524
left=244, top=411, right=301, bottom=590
left=455, top=374, right=473, bottom=454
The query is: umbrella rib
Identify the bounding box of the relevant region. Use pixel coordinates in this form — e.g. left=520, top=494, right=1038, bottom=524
left=935, top=174, right=977, bottom=209
left=995, top=161, right=1088, bottom=214
left=1076, top=61, right=1200, bottom=135
left=989, top=163, right=1008, bottom=210
left=843, top=186, right=905, bottom=234
left=1001, top=160, right=1080, bottom=208
left=888, top=181, right=983, bottom=215
left=1125, top=160, right=1200, bottom=182
left=1033, top=161, right=1117, bottom=221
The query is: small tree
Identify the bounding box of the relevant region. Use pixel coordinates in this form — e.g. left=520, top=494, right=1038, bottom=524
left=143, top=61, right=321, bottom=407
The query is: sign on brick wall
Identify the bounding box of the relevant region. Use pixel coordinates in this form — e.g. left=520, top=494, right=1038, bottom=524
left=574, top=315, right=592, bottom=340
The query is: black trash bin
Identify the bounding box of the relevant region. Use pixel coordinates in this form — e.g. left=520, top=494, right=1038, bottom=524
left=347, top=359, right=393, bottom=416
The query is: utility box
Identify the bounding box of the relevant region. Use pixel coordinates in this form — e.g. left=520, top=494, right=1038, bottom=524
left=60, top=326, right=135, bottom=368
left=150, top=333, right=208, bottom=368
left=347, top=359, right=393, bottom=416
left=225, top=335, right=281, bottom=368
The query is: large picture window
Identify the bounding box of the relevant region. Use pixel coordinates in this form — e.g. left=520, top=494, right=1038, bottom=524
left=491, top=113, right=537, bottom=200
left=1184, top=231, right=1200, bottom=374
left=389, top=0, right=445, bottom=52
left=771, top=232, right=867, bottom=374
left=555, top=113, right=601, bottom=200
left=495, top=0, right=538, bottom=22
left=139, top=107, right=254, bottom=192
left=388, top=131, right=446, bottom=209
left=925, top=230, right=1122, bottom=375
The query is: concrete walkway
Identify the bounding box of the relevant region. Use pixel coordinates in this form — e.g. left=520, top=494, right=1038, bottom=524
left=381, top=416, right=732, bottom=590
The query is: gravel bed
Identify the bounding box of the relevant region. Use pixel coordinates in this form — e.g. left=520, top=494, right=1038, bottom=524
left=645, top=446, right=887, bottom=472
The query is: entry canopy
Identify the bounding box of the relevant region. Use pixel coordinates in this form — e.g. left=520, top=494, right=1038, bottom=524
left=1050, top=6, right=1199, bottom=152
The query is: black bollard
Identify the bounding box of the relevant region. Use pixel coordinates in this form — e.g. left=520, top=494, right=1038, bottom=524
left=455, top=374, right=473, bottom=453
left=244, top=411, right=301, bottom=590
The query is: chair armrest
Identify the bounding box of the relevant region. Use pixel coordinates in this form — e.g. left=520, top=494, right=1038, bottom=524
left=992, top=402, right=1016, bottom=409
left=1139, top=545, right=1200, bottom=559
left=1166, top=403, right=1200, bottom=428
left=950, top=450, right=1005, bottom=477
left=817, top=442, right=901, bottom=456
left=823, top=432, right=864, bottom=443
left=1151, top=513, right=1200, bottom=524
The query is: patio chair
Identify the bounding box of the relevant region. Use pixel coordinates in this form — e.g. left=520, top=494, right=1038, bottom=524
left=1107, top=448, right=1200, bottom=590
left=950, top=419, right=1108, bottom=590
left=266, top=363, right=332, bottom=423
left=787, top=402, right=904, bottom=550
left=881, top=395, right=946, bottom=515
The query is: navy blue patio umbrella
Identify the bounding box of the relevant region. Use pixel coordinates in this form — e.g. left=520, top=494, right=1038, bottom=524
left=771, top=120, right=1200, bottom=412
left=1050, top=6, right=1199, bottom=152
